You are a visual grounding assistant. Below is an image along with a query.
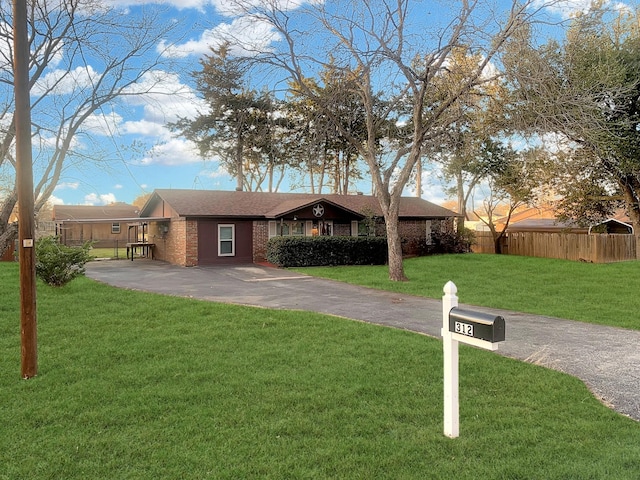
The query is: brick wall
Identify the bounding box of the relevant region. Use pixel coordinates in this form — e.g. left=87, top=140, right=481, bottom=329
left=148, top=219, right=191, bottom=266
left=253, top=221, right=269, bottom=263
left=185, top=219, right=198, bottom=266
left=398, top=218, right=454, bottom=255
left=333, top=222, right=352, bottom=236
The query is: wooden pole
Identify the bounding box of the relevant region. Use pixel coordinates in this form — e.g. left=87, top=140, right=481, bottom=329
left=13, top=0, right=37, bottom=379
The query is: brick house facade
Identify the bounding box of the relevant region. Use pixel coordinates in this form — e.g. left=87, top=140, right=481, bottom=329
left=137, top=189, right=459, bottom=267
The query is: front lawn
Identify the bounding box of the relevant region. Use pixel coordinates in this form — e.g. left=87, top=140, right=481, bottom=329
left=1, top=262, right=639, bottom=478
left=292, top=254, right=640, bottom=330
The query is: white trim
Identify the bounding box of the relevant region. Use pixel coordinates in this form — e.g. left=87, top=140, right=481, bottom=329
left=320, top=220, right=333, bottom=236
left=218, top=224, right=235, bottom=256
left=268, top=220, right=277, bottom=238
left=351, top=220, right=359, bottom=237
left=588, top=218, right=634, bottom=234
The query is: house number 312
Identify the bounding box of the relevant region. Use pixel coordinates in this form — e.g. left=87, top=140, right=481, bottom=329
left=454, top=321, right=474, bottom=337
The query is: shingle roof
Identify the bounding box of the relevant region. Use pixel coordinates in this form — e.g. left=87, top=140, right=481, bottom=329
left=52, top=203, right=139, bottom=221
left=141, top=189, right=458, bottom=219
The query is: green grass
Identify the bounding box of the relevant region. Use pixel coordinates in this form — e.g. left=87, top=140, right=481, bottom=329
left=89, top=247, right=126, bottom=259
left=1, top=262, right=639, bottom=478
left=292, top=254, right=640, bottom=330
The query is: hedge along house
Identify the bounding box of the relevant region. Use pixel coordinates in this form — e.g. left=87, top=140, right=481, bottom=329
left=138, top=189, right=460, bottom=267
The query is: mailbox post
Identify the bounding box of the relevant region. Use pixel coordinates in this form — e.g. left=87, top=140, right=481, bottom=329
left=442, top=281, right=460, bottom=438
left=441, top=281, right=505, bottom=438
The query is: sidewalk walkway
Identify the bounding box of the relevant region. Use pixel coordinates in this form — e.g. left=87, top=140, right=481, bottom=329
left=85, top=260, right=640, bottom=421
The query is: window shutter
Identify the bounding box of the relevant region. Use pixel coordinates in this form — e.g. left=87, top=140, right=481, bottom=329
left=268, top=221, right=277, bottom=238
left=305, top=220, right=313, bottom=236
left=351, top=220, right=359, bottom=237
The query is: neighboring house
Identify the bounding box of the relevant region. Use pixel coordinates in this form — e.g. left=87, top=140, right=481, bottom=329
left=53, top=203, right=142, bottom=247
left=505, top=205, right=633, bottom=235
left=138, top=189, right=459, bottom=266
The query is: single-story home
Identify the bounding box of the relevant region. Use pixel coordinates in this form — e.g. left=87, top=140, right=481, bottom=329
left=53, top=203, right=142, bottom=247
left=138, top=189, right=460, bottom=266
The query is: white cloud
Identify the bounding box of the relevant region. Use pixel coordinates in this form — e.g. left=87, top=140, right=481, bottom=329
left=211, top=0, right=316, bottom=17
left=114, top=184, right=123, bottom=189
left=158, top=16, right=281, bottom=58
left=139, top=138, right=203, bottom=166
left=123, top=70, right=207, bottom=123
left=105, top=0, right=317, bottom=15
left=84, top=192, right=117, bottom=205
left=121, top=119, right=171, bottom=139
left=48, top=195, right=65, bottom=205
left=32, top=65, right=100, bottom=96
left=80, top=110, right=123, bottom=136
left=203, top=165, right=230, bottom=178
left=55, top=182, right=80, bottom=190
left=532, top=0, right=628, bottom=19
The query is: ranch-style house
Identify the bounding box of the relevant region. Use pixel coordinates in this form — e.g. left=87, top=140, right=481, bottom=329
left=136, top=189, right=459, bottom=266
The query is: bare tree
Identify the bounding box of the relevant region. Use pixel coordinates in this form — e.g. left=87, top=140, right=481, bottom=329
left=228, top=0, right=546, bottom=280
left=0, top=0, right=178, bottom=255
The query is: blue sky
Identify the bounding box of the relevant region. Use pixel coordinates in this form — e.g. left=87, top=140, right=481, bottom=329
left=39, top=0, right=600, bottom=207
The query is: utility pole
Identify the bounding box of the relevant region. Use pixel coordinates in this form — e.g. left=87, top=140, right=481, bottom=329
left=13, top=0, right=37, bottom=378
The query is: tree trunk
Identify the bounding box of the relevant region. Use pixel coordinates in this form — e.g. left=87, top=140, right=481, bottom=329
left=343, top=152, right=350, bottom=195
left=0, top=222, right=18, bottom=258
left=382, top=207, right=407, bottom=281
left=267, top=153, right=274, bottom=192
left=456, top=172, right=466, bottom=231
left=0, top=189, right=18, bottom=257
left=235, top=134, right=244, bottom=191
left=494, top=233, right=503, bottom=254
left=620, top=182, right=640, bottom=260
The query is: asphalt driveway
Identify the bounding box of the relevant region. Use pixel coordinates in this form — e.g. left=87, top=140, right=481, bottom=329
left=85, top=259, right=640, bottom=422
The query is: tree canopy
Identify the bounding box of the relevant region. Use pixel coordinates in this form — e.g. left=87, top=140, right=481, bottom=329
left=504, top=5, right=640, bottom=256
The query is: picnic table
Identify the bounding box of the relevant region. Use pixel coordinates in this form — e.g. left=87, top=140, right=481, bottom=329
left=126, top=242, right=155, bottom=261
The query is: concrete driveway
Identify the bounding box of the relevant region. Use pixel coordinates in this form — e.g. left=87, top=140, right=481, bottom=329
left=85, top=259, right=640, bottom=421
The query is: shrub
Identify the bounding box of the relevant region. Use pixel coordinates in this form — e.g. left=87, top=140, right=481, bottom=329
left=428, top=227, right=474, bottom=254
left=406, top=228, right=475, bottom=256
left=267, top=236, right=388, bottom=267
left=35, top=236, right=93, bottom=287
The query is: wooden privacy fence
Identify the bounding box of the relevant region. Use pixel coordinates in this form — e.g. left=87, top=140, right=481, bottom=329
left=471, top=232, right=497, bottom=254
left=506, top=232, right=636, bottom=263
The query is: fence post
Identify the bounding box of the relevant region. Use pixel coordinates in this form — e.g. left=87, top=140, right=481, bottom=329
left=442, top=281, right=459, bottom=438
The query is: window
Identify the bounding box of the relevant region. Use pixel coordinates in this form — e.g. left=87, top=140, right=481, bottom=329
left=268, top=220, right=306, bottom=238
left=357, top=220, right=375, bottom=236
left=111, top=223, right=121, bottom=234
left=290, top=222, right=304, bottom=236
left=218, top=224, right=235, bottom=256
